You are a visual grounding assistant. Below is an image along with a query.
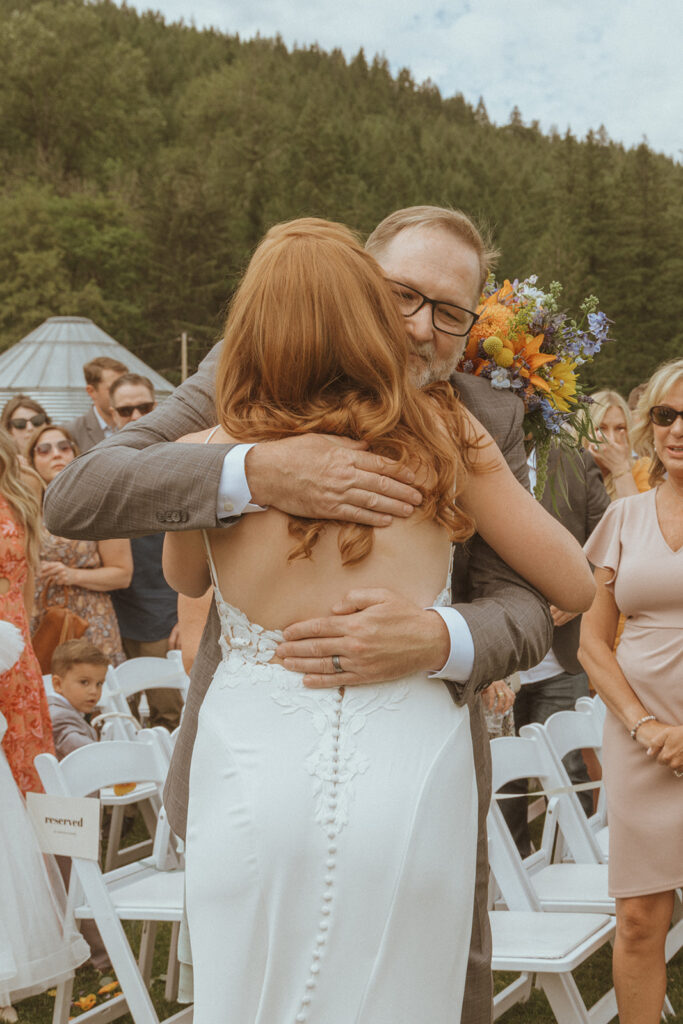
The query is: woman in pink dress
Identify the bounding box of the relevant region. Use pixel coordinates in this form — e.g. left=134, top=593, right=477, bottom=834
left=580, top=357, right=683, bottom=1024
left=0, top=429, right=55, bottom=795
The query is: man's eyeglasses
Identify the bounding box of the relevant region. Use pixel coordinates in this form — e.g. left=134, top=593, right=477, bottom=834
left=9, top=413, right=47, bottom=430
left=114, top=402, right=155, bottom=418
left=34, top=439, right=73, bottom=456
left=387, top=280, right=479, bottom=337
left=649, top=405, right=683, bottom=427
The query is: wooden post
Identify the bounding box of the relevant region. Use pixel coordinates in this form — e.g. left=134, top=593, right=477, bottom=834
left=181, top=331, right=188, bottom=382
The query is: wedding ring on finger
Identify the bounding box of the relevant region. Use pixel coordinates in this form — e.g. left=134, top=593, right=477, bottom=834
left=331, top=654, right=344, bottom=675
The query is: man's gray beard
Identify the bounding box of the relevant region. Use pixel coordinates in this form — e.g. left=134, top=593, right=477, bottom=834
left=409, top=341, right=466, bottom=389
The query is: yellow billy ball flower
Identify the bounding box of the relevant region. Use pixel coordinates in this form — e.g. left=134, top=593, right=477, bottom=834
left=483, top=336, right=504, bottom=356
left=495, top=348, right=514, bottom=368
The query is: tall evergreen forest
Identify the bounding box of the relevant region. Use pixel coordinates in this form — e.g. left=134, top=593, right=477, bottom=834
left=1, top=0, right=681, bottom=391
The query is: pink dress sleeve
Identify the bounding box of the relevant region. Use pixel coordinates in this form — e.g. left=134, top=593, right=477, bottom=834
left=583, top=498, right=626, bottom=592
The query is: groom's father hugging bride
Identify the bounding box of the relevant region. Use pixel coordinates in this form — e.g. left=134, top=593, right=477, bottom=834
left=44, top=206, right=552, bottom=1024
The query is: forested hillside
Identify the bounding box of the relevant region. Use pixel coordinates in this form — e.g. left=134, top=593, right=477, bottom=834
left=1, top=0, right=681, bottom=390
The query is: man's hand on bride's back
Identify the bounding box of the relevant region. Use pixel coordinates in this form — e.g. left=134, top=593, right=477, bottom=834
left=245, top=435, right=423, bottom=527
left=276, top=588, right=450, bottom=688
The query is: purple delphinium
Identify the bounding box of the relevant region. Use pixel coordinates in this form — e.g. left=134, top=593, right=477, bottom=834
left=587, top=311, right=612, bottom=342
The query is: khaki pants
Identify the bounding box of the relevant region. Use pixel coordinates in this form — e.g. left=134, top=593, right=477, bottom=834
left=122, top=636, right=183, bottom=731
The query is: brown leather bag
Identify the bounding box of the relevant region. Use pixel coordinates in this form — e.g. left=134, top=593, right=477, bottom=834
left=32, top=587, right=88, bottom=674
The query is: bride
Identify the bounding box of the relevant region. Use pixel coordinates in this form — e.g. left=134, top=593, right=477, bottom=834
left=163, top=218, right=594, bottom=1024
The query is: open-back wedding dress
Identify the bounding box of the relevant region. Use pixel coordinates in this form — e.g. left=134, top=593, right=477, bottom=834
left=185, top=528, right=477, bottom=1024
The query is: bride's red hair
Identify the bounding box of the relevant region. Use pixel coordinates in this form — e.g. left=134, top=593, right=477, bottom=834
left=216, top=218, right=479, bottom=564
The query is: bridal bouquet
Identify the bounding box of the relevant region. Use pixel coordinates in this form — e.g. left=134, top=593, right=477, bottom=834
left=457, top=276, right=613, bottom=497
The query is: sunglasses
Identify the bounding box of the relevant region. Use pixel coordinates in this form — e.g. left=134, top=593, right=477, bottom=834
left=649, top=405, right=683, bottom=427
left=34, top=439, right=74, bottom=456
left=9, top=413, right=47, bottom=430
left=114, top=402, right=155, bottom=418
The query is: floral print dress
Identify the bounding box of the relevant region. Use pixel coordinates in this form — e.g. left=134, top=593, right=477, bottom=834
left=33, top=532, right=126, bottom=666
left=0, top=495, right=55, bottom=795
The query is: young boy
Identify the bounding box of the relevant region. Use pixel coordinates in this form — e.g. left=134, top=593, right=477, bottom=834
left=47, top=639, right=112, bottom=973
left=48, top=639, right=109, bottom=760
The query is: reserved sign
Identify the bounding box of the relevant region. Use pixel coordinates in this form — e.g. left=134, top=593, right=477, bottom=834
left=26, top=793, right=100, bottom=860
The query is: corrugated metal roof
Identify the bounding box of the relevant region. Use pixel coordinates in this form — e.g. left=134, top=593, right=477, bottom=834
left=0, top=316, right=174, bottom=422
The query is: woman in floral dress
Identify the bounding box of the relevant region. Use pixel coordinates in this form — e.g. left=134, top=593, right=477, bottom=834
left=28, top=425, right=131, bottom=666
left=0, top=429, right=54, bottom=796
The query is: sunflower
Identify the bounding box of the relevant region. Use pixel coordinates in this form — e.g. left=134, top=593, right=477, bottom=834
left=546, top=359, right=578, bottom=412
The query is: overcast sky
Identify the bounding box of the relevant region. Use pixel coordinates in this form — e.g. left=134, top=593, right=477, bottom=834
left=126, top=0, right=681, bottom=161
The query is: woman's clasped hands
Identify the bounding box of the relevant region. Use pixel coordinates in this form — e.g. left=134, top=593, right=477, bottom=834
left=636, top=718, right=683, bottom=776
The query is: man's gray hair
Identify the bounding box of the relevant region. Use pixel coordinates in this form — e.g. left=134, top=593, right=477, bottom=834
left=365, top=205, right=499, bottom=294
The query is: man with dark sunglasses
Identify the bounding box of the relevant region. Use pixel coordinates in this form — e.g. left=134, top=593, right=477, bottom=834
left=108, top=373, right=182, bottom=730
left=109, top=373, right=158, bottom=429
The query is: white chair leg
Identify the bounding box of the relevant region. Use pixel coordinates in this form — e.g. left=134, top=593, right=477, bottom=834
left=139, top=798, right=159, bottom=837
left=164, top=922, right=181, bottom=1003
left=493, top=973, right=533, bottom=1019
left=662, top=994, right=675, bottom=1018
left=539, top=972, right=592, bottom=1024
left=105, top=806, right=125, bottom=873
left=52, top=977, right=73, bottom=1024
left=92, top=910, right=159, bottom=1024
left=138, top=921, right=158, bottom=987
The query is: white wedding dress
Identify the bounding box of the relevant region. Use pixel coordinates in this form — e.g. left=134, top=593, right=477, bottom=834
left=185, top=539, right=477, bottom=1024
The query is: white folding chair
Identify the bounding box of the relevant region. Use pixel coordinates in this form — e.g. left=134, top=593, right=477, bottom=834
left=491, top=909, right=615, bottom=1023
left=520, top=712, right=606, bottom=865
left=96, top=655, right=187, bottom=872
left=108, top=652, right=189, bottom=709
left=35, top=731, right=188, bottom=1024
left=575, top=694, right=609, bottom=853
left=489, top=735, right=612, bottom=915
left=93, top=679, right=160, bottom=871
left=488, top=734, right=617, bottom=1022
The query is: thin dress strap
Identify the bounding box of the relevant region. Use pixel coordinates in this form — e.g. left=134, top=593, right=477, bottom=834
left=202, top=427, right=223, bottom=599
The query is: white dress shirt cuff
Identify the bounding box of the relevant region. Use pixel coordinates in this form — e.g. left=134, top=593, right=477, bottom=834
left=427, top=606, right=475, bottom=682
left=217, top=443, right=267, bottom=520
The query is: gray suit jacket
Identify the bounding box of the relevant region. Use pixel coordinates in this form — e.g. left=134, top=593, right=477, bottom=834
left=541, top=449, right=609, bottom=674
left=47, top=694, right=98, bottom=760
left=44, top=342, right=552, bottom=829
left=66, top=407, right=106, bottom=454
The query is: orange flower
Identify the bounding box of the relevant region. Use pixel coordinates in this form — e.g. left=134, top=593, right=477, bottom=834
left=475, top=302, right=514, bottom=337
left=113, top=783, right=136, bottom=796
left=97, top=982, right=120, bottom=995
left=516, top=333, right=556, bottom=373
left=74, top=994, right=97, bottom=1011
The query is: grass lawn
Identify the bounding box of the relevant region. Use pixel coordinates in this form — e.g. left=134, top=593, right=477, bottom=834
left=14, top=809, right=683, bottom=1024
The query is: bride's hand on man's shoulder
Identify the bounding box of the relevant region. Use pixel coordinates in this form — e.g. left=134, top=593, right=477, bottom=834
left=175, top=427, right=231, bottom=445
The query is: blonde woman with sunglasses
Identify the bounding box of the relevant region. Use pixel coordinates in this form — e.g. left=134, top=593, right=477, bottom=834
left=27, top=425, right=132, bottom=666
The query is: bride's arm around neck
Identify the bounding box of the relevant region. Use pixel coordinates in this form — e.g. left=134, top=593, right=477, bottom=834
left=162, top=428, right=228, bottom=598
left=459, top=410, right=595, bottom=614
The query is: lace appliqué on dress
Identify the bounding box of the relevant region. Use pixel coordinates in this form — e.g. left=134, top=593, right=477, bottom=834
left=272, top=679, right=409, bottom=835
left=213, top=592, right=282, bottom=685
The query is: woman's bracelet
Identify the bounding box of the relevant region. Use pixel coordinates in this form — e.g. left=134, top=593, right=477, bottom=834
left=630, top=714, right=656, bottom=740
